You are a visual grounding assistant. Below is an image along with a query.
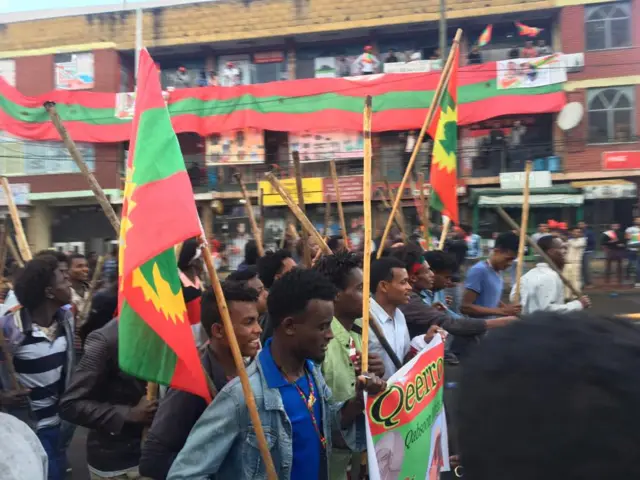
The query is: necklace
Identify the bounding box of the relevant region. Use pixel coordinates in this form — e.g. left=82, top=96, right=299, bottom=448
left=280, top=365, right=327, bottom=449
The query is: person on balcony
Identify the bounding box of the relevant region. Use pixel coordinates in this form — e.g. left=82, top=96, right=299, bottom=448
left=467, top=45, right=483, bottom=65
left=522, top=40, right=537, bottom=58
left=537, top=39, right=553, bottom=55
left=385, top=48, right=399, bottom=63
left=353, top=45, right=380, bottom=75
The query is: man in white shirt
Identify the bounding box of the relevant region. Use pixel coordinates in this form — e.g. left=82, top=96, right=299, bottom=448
left=511, top=235, right=591, bottom=315
left=353, top=46, right=381, bottom=75
left=368, top=257, right=412, bottom=379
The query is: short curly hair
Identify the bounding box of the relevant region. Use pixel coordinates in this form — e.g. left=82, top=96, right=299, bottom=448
left=257, top=249, right=293, bottom=288
left=459, top=311, right=640, bottom=480
left=14, top=255, right=59, bottom=310
left=313, top=251, right=362, bottom=291
left=267, top=268, right=336, bottom=329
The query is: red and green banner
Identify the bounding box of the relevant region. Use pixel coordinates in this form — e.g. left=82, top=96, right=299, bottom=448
left=0, top=63, right=565, bottom=143
left=118, top=48, right=210, bottom=401
left=365, top=336, right=449, bottom=479
left=429, top=48, right=460, bottom=225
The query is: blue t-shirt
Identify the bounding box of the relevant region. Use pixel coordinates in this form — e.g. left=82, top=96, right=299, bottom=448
left=259, top=340, right=323, bottom=480
left=464, top=260, right=503, bottom=318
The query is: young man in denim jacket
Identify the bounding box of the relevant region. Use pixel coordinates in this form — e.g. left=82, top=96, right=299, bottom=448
left=168, top=268, right=386, bottom=480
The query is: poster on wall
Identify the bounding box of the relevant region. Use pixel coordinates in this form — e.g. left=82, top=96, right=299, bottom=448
left=115, top=91, right=170, bottom=119
left=497, top=53, right=566, bottom=89
left=55, top=53, right=95, bottom=90
left=289, top=131, right=364, bottom=163
left=206, top=128, right=265, bottom=166
left=314, top=56, right=357, bottom=78
left=0, top=60, right=16, bottom=86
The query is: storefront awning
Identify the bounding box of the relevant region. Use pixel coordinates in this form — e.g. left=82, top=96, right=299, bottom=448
left=570, top=179, right=637, bottom=200
left=478, top=194, right=584, bottom=208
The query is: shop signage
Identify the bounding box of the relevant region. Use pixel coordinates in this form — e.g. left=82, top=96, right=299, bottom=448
left=602, top=151, right=640, bottom=170
left=253, top=51, right=285, bottom=64
left=290, top=132, right=364, bottom=163
left=583, top=183, right=637, bottom=200
left=500, top=171, right=551, bottom=190
left=0, top=183, right=30, bottom=206
left=383, top=59, right=443, bottom=74
left=260, top=177, right=324, bottom=207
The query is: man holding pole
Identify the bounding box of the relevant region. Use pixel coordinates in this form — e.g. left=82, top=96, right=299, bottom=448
left=511, top=235, right=591, bottom=315
left=167, top=269, right=386, bottom=480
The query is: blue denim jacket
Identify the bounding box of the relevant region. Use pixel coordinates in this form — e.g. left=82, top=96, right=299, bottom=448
left=167, top=349, right=366, bottom=480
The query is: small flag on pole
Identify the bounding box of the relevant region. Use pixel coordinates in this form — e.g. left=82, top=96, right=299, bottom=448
left=477, top=25, right=493, bottom=47
left=515, top=21, right=544, bottom=37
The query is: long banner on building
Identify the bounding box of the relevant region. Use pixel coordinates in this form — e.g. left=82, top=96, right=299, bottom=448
left=0, top=63, right=565, bottom=143
left=365, top=336, right=449, bottom=480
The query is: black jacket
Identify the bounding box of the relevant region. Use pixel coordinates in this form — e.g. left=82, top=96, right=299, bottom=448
left=139, top=347, right=230, bottom=479
left=60, top=319, right=146, bottom=472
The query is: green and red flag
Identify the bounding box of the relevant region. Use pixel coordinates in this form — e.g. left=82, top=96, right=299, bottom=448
left=428, top=47, right=459, bottom=225
left=477, top=24, right=493, bottom=47
left=118, top=48, right=210, bottom=401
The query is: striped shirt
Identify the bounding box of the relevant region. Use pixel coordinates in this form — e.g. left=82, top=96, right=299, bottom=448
left=13, top=324, right=68, bottom=430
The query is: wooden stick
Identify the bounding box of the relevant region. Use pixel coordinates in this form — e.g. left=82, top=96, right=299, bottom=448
left=384, top=181, right=408, bottom=241
left=0, top=222, right=9, bottom=281
left=513, top=161, right=533, bottom=305
left=201, top=241, right=277, bottom=480
left=418, top=174, right=431, bottom=250
left=438, top=217, right=451, bottom=251
left=1, top=178, right=32, bottom=262
left=78, top=256, right=105, bottom=326
left=6, top=236, right=23, bottom=268
left=43, top=102, right=121, bottom=233
left=329, top=160, right=349, bottom=250
left=495, top=207, right=582, bottom=298
left=377, top=29, right=462, bottom=259
left=291, top=151, right=312, bottom=267
left=361, top=95, right=373, bottom=373
left=259, top=188, right=265, bottom=246
left=265, top=173, right=331, bottom=255
left=234, top=172, right=265, bottom=257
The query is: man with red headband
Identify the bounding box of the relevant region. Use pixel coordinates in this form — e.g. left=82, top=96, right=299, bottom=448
left=354, top=45, right=380, bottom=75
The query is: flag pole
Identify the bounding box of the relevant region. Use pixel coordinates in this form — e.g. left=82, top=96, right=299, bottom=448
left=384, top=180, right=408, bottom=241
left=438, top=216, right=451, bottom=250
left=200, top=242, right=278, bottom=480
left=234, top=172, right=265, bottom=257
left=418, top=173, right=431, bottom=250
left=361, top=95, right=373, bottom=373
left=329, top=160, right=350, bottom=250
left=1, top=177, right=32, bottom=262
left=513, top=160, right=533, bottom=304
left=265, top=173, right=332, bottom=255
left=377, top=28, right=463, bottom=259
left=291, top=151, right=312, bottom=267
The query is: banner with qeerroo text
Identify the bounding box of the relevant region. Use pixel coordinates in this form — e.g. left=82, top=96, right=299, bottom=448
left=365, top=336, right=449, bottom=480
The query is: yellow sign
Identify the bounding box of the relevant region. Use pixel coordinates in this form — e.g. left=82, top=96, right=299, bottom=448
left=260, top=178, right=324, bottom=207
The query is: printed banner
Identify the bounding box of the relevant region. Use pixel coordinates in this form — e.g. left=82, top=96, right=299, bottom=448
left=290, top=131, right=364, bottom=163
left=365, top=336, right=449, bottom=480
left=55, top=53, right=95, bottom=90
left=383, top=59, right=443, bottom=74
left=206, top=128, right=265, bottom=166
left=0, top=60, right=16, bottom=87
left=497, top=53, right=566, bottom=90
left=115, top=91, right=170, bottom=119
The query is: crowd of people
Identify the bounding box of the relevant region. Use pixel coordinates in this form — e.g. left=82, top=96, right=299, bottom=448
left=3, top=220, right=640, bottom=480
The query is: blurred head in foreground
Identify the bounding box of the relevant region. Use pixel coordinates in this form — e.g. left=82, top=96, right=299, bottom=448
left=459, top=311, right=640, bottom=480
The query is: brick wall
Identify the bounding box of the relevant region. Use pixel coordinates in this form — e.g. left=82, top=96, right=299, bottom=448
left=10, top=49, right=121, bottom=193
left=560, top=0, right=640, bottom=173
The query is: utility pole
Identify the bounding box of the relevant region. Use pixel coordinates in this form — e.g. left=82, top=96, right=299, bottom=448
left=439, top=0, right=447, bottom=62
left=135, top=8, right=143, bottom=79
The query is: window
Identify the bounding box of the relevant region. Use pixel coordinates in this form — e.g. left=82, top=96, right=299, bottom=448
left=585, top=3, right=631, bottom=51
left=587, top=87, right=635, bottom=143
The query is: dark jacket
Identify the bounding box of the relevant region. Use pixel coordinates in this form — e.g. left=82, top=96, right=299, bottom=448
left=399, top=291, right=487, bottom=339
left=601, top=228, right=626, bottom=250
left=584, top=228, right=596, bottom=252
left=139, top=347, right=230, bottom=480
left=59, top=319, right=146, bottom=473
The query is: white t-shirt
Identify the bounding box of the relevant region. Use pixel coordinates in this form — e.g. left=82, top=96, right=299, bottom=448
left=0, top=413, right=48, bottom=480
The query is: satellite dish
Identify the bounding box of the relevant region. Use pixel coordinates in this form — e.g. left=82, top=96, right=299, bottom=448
left=557, top=102, right=584, bottom=131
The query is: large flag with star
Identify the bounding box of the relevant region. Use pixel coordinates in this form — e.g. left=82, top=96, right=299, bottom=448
left=118, top=48, right=210, bottom=401
left=428, top=46, right=459, bottom=225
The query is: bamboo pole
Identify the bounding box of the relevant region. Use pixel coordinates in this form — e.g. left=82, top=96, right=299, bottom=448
left=7, top=236, right=23, bottom=268
left=377, top=29, right=462, bottom=259
left=265, top=173, right=331, bottom=255
left=329, top=160, right=350, bottom=250
left=438, top=217, right=451, bottom=251
left=1, top=178, right=32, bottom=262
left=43, top=102, right=121, bottom=233
left=291, top=151, right=312, bottom=267
left=513, top=161, right=533, bottom=305
left=0, top=223, right=8, bottom=281
left=495, top=207, right=582, bottom=298
left=361, top=95, right=373, bottom=373
left=78, top=256, right=105, bottom=326
left=384, top=181, right=408, bottom=241
left=418, top=174, right=431, bottom=250
left=234, top=173, right=265, bottom=257
left=201, top=242, right=277, bottom=480
left=259, top=187, right=265, bottom=246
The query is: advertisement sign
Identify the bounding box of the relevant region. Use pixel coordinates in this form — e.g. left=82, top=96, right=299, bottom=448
left=0, top=183, right=29, bottom=206
left=365, top=336, right=449, bottom=480
left=260, top=177, right=324, bottom=207
left=500, top=171, right=552, bottom=189
left=253, top=51, right=285, bottom=64
left=115, top=91, right=170, bottom=119
left=206, top=129, right=265, bottom=166
left=383, top=59, right=443, bottom=74
left=497, top=53, right=566, bottom=90
left=582, top=183, right=637, bottom=200
left=55, top=53, right=94, bottom=90
left=603, top=151, right=640, bottom=170
left=290, top=132, right=364, bottom=163
left=0, top=60, right=16, bottom=86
